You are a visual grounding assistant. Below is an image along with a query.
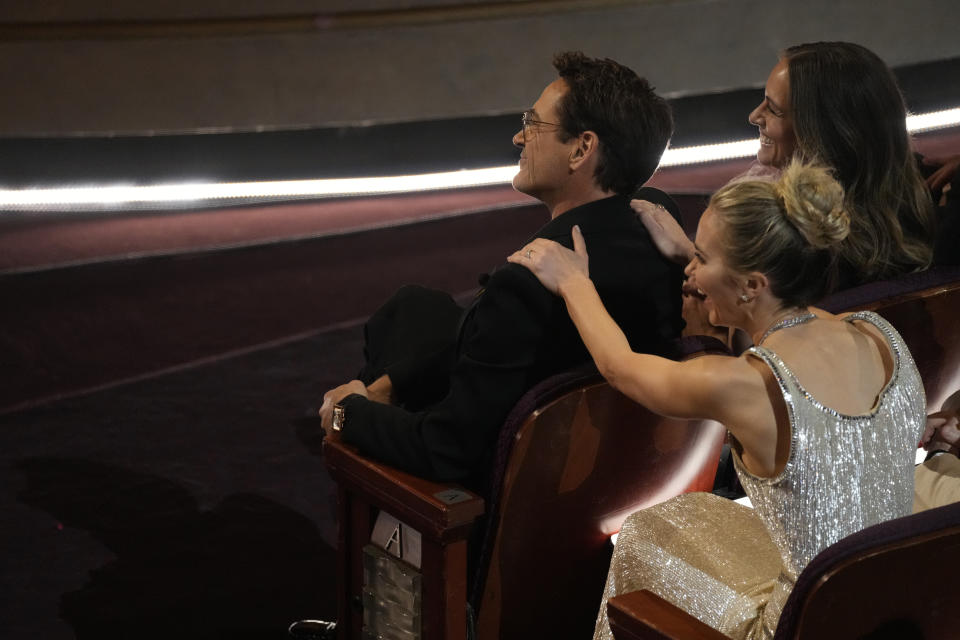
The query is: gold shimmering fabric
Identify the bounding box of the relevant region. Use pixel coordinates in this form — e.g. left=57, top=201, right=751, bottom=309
left=593, top=311, right=924, bottom=640
left=592, top=493, right=781, bottom=639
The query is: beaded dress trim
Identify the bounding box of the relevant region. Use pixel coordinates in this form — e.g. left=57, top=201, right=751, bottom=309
left=757, top=310, right=816, bottom=346
left=743, top=311, right=904, bottom=485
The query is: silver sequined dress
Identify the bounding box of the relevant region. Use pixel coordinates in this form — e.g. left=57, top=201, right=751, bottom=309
left=593, top=311, right=925, bottom=639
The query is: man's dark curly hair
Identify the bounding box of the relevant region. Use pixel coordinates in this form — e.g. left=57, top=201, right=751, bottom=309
left=552, top=51, right=673, bottom=195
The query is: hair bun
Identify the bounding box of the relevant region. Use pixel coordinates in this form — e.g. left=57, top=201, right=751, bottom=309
left=777, top=160, right=850, bottom=248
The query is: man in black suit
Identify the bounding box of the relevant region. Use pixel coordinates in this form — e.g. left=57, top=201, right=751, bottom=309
left=318, top=51, right=683, bottom=490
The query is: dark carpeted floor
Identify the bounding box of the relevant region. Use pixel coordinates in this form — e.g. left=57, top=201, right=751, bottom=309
left=0, top=320, right=373, bottom=639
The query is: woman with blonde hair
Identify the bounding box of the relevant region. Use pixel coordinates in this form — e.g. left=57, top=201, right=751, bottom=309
left=509, top=161, right=925, bottom=639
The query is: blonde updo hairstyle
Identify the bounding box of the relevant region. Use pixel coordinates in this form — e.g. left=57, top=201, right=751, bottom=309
left=709, top=160, right=850, bottom=308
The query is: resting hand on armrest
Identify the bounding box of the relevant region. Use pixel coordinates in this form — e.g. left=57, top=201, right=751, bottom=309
left=319, top=380, right=368, bottom=431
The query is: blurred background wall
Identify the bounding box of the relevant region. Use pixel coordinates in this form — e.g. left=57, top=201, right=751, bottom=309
left=1, top=0, right=957, bottom=135
left=1, top=0, right=958, bottom=407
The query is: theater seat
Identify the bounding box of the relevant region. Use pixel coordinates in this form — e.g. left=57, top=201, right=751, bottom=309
left=714, top=266, right=960, bottom=501
left=819, top=264, right=960, bottom=410
left=606, top=498, right=960, bottom=639
left=323, top=337, right=728, bottom=640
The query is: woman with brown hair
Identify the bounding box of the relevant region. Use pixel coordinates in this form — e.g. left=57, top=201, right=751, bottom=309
left=644, top=41, right=942, bottom=291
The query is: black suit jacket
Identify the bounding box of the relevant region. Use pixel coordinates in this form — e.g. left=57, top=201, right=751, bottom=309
left=340, top=194, right=684, bottom=487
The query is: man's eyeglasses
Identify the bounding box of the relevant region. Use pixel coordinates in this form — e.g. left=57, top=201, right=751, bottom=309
left=521, top=110, right=562, bottom=134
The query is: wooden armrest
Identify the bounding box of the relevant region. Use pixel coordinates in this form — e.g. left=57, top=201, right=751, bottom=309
left=323, top=434, right=485, bottom=542
left=607, top=590, right=730, bottom=640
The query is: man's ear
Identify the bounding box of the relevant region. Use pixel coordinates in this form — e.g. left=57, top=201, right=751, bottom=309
left=569, top=130, right=600, bottom=171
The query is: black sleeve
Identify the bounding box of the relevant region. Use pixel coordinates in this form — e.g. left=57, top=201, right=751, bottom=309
left=340, top=264, right=555, bottom=481
left=383, top=345, right=457, bottom=409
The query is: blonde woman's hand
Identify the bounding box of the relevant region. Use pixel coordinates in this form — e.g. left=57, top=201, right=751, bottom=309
left=508, top=225, right=589, bottom=295
left=631, top=198, right=695, bottom=265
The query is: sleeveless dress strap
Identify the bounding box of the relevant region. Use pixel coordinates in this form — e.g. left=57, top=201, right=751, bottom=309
left=841, top=310, right=906, bottom=365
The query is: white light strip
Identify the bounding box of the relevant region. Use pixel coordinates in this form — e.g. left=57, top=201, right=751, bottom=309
left=0, top=166, right=519, bottom=207
left=906, top=107, right=960, bottom=133
left=2, top=108, right=958, bottom=209
left=661, top=139, right=761, bottom=166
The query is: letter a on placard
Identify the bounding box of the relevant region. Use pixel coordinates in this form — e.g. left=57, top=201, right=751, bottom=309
left=370, top=511, right=422, bottom=568
left=385, top=523, right=403, bottom=558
